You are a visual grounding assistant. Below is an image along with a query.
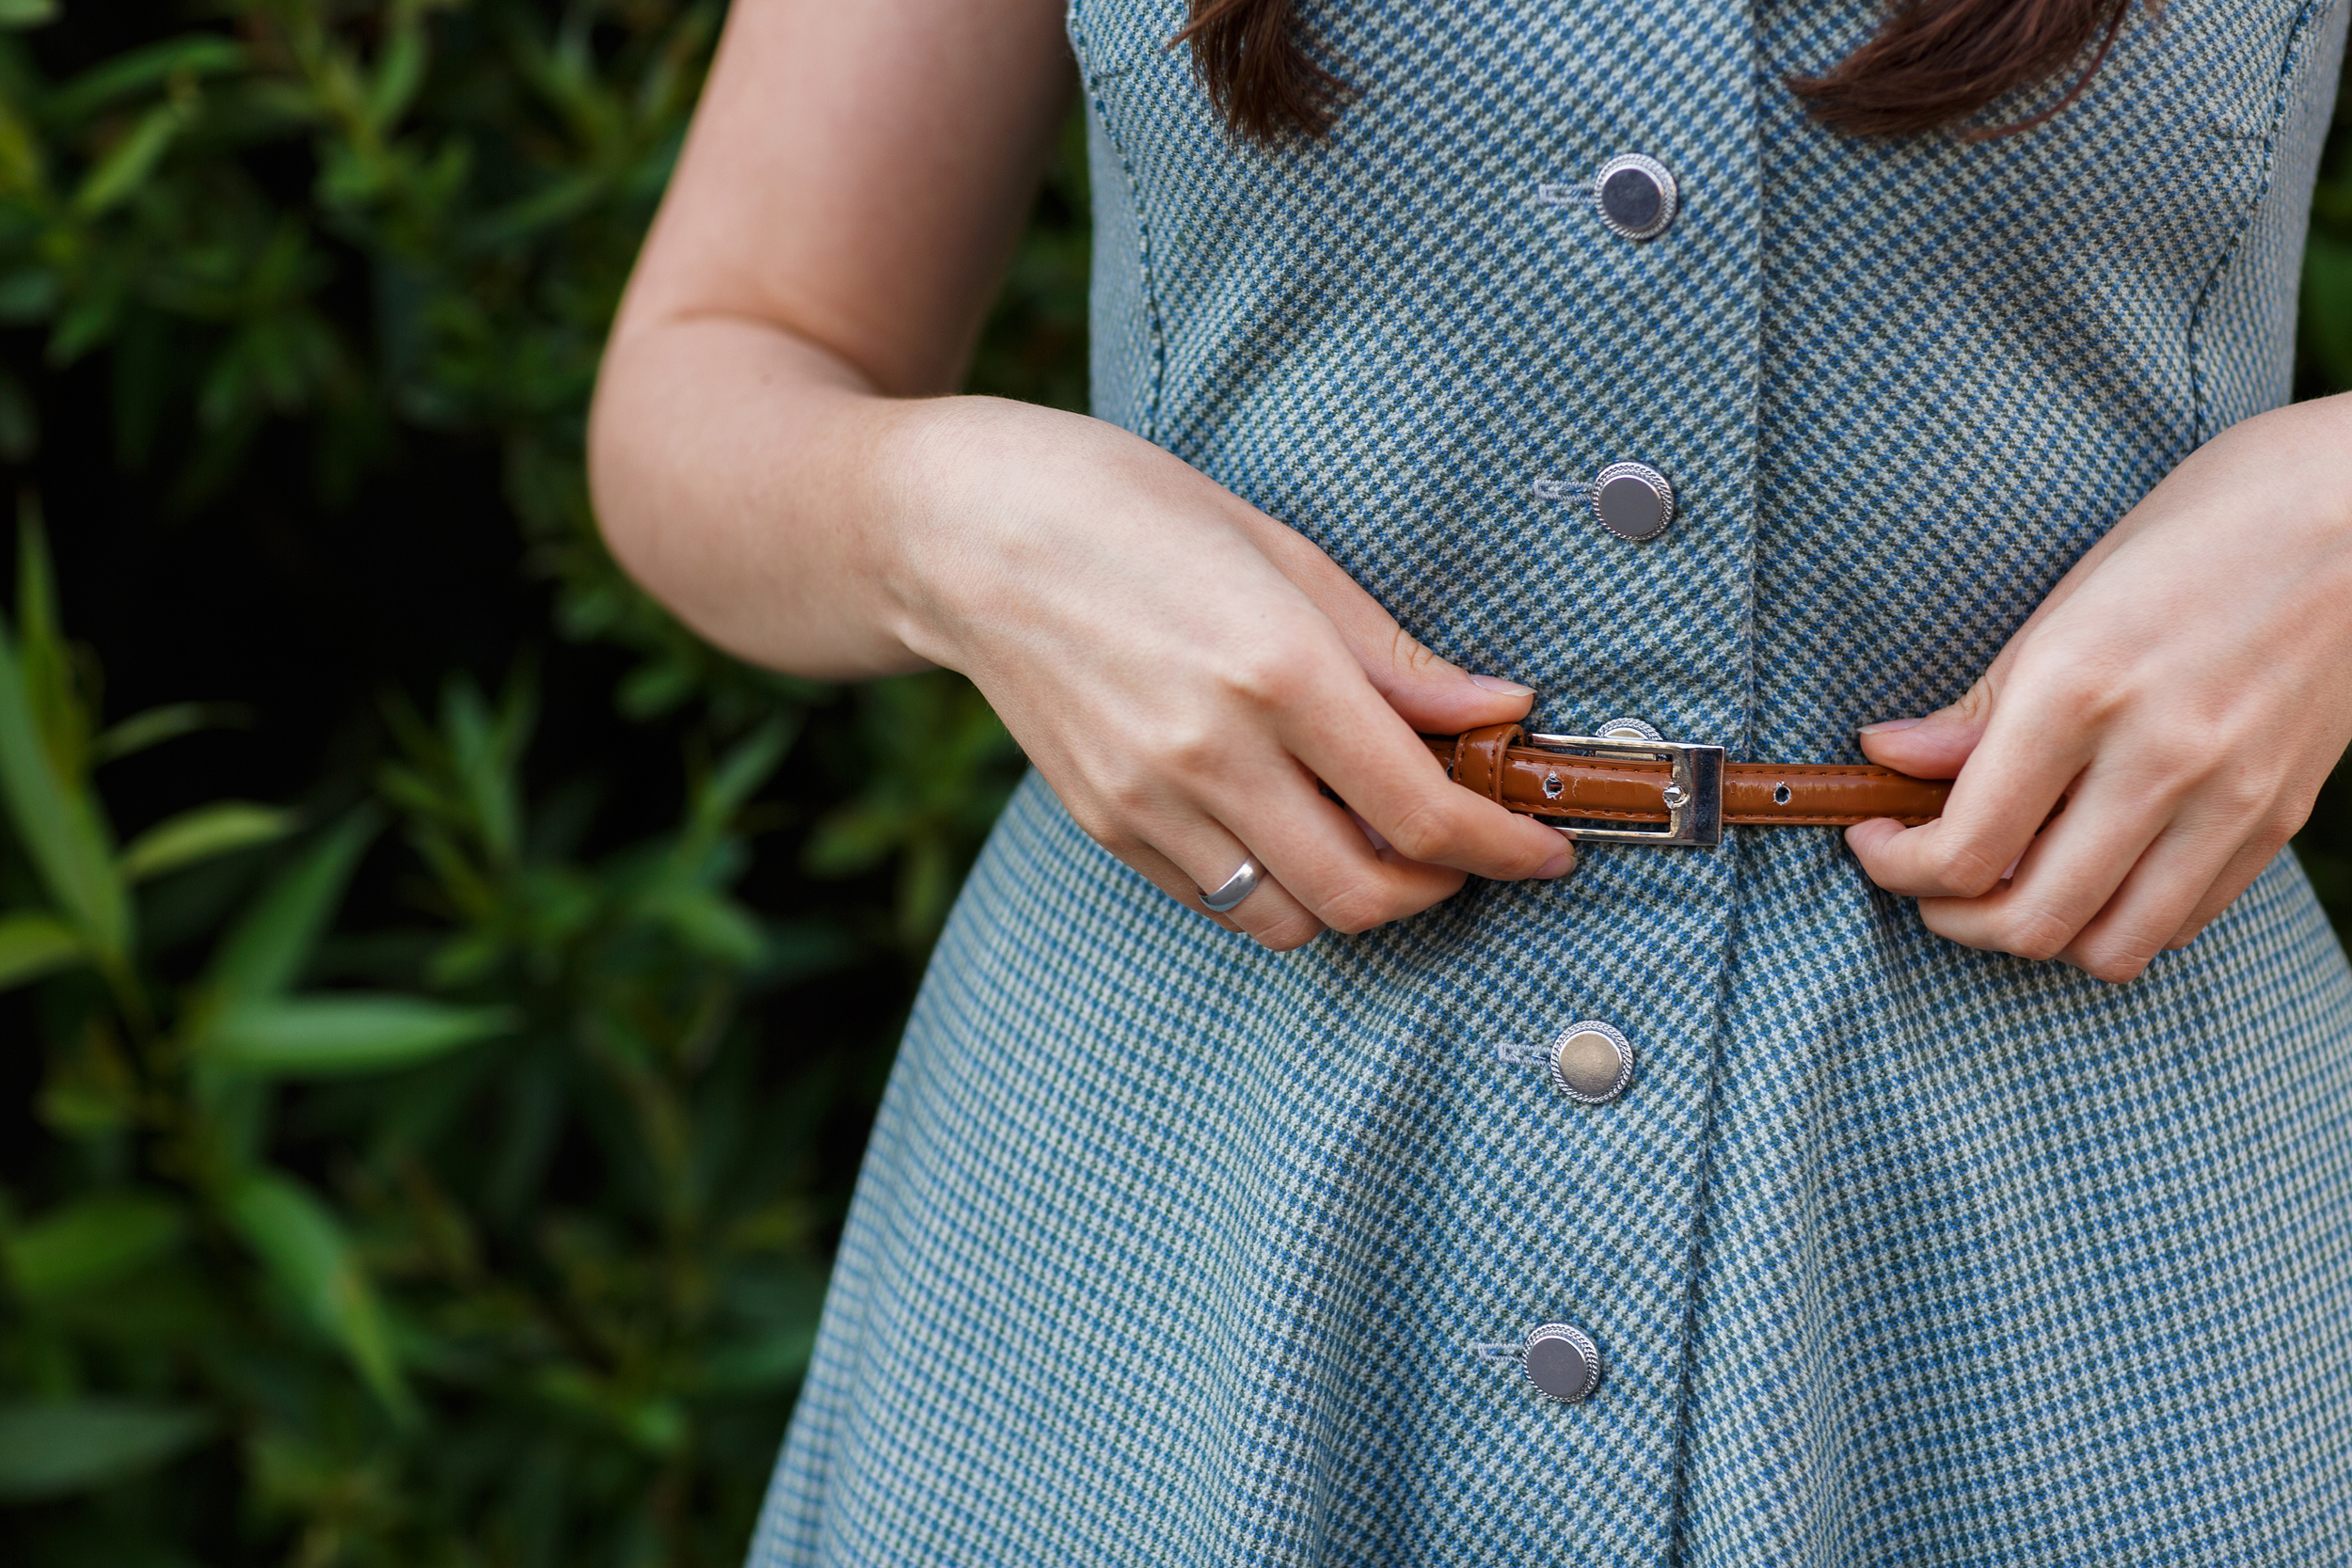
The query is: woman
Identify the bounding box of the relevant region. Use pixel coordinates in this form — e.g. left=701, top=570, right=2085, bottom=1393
left=589, top=0, right=2352, bottom=1559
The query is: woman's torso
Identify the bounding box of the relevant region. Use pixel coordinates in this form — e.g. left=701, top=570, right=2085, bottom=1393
left=752, top=2, right=2352, bottom=1561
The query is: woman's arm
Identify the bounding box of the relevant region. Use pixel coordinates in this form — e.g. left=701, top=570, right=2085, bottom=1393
left=1848, top=394, right=2352, bottom=982
left=589, top=0, right=1575, bottom=952
left=590, top=0, right=1072, bottom=675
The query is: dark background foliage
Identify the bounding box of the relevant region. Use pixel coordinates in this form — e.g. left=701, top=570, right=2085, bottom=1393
left=0, top=5, right=2345, bottom=1565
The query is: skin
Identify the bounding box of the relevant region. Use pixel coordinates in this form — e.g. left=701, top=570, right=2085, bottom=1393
left=1850, top=399, right=2352, bottom=981
left=590, top=0, right=2352, bottom=979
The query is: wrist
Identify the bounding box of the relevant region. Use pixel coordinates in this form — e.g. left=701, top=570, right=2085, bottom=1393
left=2223, top=395, right=2352, bottom=544
left=856, top=394, right=1031, bottom=671
left=870, top=395, right=1178, bottom=674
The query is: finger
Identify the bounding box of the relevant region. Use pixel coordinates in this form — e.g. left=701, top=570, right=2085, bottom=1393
left=1268, top=676, right=1575, bottom=882
left=1195, top=752, right=1478, bottom=933
left=1343, top=622, right=1540, bottom=736
left=2167, top=832, right=2296, bottom=952
left=1908, top=763, right=2173, bottom=961
left=1852, top=537, right=2121, bottom=782
left=1126, top=817, right=1331, bottom=953
left=1855, top=686, right=1991, bottom=781
left=1845, top=690, right=2097, bottom=899
left=1119, top=840, right=1247, bottom=933
left=2053, top=810, right=2253, bottom=981
left=1304, top=723, right=1575, bottom=882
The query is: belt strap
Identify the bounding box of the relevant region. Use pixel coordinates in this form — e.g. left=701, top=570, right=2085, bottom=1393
left=1426, top=723, right=1949, bottom=827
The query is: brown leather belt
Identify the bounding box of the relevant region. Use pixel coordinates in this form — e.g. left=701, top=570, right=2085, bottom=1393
left=1425, top=722, right=1949, bottom=847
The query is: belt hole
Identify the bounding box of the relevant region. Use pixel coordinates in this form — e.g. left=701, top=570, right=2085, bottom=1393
left=1772, top=783, right=1792, bottom=805
left=1543, top=771, right=1564, bottom=800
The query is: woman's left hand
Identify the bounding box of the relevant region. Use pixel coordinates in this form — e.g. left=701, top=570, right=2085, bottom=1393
left=1846, top=393, right=2352, bottom=982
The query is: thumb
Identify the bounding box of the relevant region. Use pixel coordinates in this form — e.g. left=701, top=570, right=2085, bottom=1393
left=1354, top=623, right=1539, bottom=736
left=1856, top=678, right=1995, bottom=779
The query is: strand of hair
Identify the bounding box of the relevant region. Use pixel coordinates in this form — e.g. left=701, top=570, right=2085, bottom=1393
left=1179, top=0, right=2143, bottom=146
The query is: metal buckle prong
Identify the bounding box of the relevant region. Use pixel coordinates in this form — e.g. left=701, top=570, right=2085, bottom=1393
left=1520, top=732, right=1724, bottom=847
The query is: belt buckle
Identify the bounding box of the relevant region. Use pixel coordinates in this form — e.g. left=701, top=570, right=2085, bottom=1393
left=1520, top=732, right=1725, bottom=847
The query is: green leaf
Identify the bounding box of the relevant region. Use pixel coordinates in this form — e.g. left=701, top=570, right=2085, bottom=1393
left=532, top=1367, right=686, bottom=1454
left=73, top=103, right=187, bottom=216
left=646, top=887, right=765, bottom=966
left=119, top=801, right=295, bottom=883
left=698, top=1323, right=818, bottom=1394
left=364, top=21, right=426, bottom=135
left=202, top=995, right=514, bottom=1076
left=0, top=1402, right=211, bottom=1499
left=5, top=1194, right=184, bottom=1302
left=464, top=168, right=606, bottom=248
left=222, top=1173, right=410, bottom=1418
left=47, top=292, right=121, bottom=368
left=12, top=499, right=78, bottom=765
left=45, top=35, right=244, bottom=121
left=700, top=716, right=792, bottom=827
left=0, top=520, right=128, bottom=965
left=92, top=702, right=248, bottom=763
left=203, top=811, right=375, bottom=1002
left=441, top=678, right=528, bottom=865
left=0, top=911, right=80, bottom=990
left=0, top=268, right=58, bottom=323
left=755, top=917, right=859, bottom=989
left=0, top=0, right=59, bottom=31
left=802, top=804, right=898, bottom=878
left=617, top=656, right=694, bottom=719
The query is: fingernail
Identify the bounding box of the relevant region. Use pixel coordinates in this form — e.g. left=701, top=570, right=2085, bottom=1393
left=1470, top=674, right=1535, bottom=696
left=1538, top=848, right=1575, bottom=879
left=2001, top=851, right=2023, bottom=881
left=1857, top=716, right=1926, bottom=734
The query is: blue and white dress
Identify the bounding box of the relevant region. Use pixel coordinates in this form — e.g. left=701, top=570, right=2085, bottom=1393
left=752, top=0, right=2352, bottom=1560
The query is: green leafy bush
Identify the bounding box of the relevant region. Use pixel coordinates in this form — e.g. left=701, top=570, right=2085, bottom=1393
left=0, top=3, right=1057, bottom=1562
left=0, top=3, right=2345, bottom=1566
left=0, top=505, right=848, bottom=1565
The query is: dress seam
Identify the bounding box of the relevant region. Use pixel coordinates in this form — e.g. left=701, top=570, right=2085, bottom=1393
left=1068, top=0, right=1168, bottom=444
left=2185, top=0, right=2334, bottom=443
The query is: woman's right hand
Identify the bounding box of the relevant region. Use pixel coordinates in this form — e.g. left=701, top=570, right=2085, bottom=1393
left=589, top=0, right=1568, bottom=946
left=873, top=394, right=1577, bottom=950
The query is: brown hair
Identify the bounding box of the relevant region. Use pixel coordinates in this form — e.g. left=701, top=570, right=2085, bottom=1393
left=1177, top=0, right=2140, bottom=144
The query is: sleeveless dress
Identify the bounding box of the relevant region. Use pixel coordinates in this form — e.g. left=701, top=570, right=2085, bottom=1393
left=751, top=0, right=2352, bottom=1561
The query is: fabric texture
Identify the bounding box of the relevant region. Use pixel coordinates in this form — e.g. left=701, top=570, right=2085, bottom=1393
left=752, top=0, right=2352, bottom=1561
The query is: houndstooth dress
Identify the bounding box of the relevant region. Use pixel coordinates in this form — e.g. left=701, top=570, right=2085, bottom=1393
left=750, top=0, right=2352, bottom=1560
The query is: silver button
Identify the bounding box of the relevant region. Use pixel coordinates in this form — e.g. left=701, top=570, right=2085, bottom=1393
left=1590, top=461, right=1675, bottom=541
left=1549, top=1020, right=1633, bottom=1104
left=1594, top=153, right=1677, bottom=241
left=1525, top=1323, right=1601, bottom=1402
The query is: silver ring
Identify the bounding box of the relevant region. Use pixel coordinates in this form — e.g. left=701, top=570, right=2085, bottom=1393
left=1199, top=857, right=1263, bottom=913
